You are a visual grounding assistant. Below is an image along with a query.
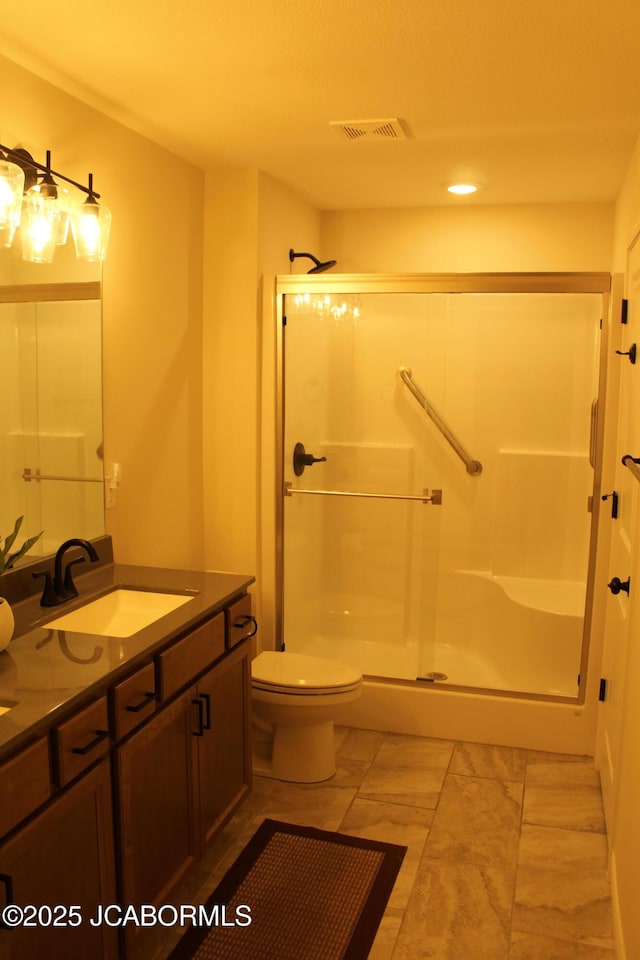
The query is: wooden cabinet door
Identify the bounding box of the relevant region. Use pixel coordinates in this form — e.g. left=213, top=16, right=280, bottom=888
left=0, top=760, right=117, bottom=960
left=195, top=642, right=252, bottom=847
left=116, top=689, right=199, bottom=910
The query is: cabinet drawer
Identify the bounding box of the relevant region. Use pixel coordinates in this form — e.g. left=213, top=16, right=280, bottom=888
left=111, top=662, right=157, bottom=741
left=53, top=697, right=110, bottom=787
left=225, top=594, right=257, bottom=649
left=0, top=737, right=51, bottom=839
left=157, top=613, right=225, bottom=702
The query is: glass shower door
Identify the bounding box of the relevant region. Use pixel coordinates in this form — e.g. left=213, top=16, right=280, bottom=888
left=279, top=281, right=603, bottom=698
left=281, top=292, right=442, bottom=680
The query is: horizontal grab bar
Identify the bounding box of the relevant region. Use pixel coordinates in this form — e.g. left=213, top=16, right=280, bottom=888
left=23, top=469, right=102, bottom=484
left=397, top=366, right=482, bottom=476
left=622, top=454, right=640, bottom=484
left=284, top=482, right=442, bottom=505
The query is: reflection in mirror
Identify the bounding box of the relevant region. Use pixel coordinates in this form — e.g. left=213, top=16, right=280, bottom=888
left=0, top=242, right=104, bottom=562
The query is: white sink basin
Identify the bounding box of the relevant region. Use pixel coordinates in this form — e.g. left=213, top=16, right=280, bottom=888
left=46, top=588, right=195, bottom=638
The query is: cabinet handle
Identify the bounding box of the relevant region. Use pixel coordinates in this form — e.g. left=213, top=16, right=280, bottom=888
left=192, top=698, right=204, bottom=737
left=233, top=614, right=258, bottom=639
left=125, top=691, right=157, bottom=713
left=71, top=729, right=109, bottom=755
left=200, top=693, right=211, bottom=730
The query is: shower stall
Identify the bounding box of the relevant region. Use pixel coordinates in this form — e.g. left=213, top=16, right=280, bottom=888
left=271, top=273, right=611, bottom=749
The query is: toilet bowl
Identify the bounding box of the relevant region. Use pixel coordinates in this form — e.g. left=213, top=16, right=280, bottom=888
left=251, top=651, right=362, bottom=783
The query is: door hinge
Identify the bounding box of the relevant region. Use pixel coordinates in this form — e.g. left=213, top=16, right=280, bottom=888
left=282, top=314, right=287, bottom=326
left=621, top=299, right=628, bottom=324
left=599, top=678, right=607, bottom=702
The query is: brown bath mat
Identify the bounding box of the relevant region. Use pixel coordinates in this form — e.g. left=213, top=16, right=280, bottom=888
left=167, top=818, right=406, bottom=960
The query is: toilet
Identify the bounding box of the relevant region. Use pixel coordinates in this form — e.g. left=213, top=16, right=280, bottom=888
left=251, top=651, right=362, bottom=783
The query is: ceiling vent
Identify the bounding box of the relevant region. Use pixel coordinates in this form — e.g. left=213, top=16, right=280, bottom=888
left=330, top=118, right=409, bottom=142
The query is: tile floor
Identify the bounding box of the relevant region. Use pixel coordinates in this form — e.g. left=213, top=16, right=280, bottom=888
left=148, top=728, right=615, bottom=960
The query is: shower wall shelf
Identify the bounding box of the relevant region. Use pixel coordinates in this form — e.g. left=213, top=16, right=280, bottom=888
left=397, top=366, right=482, bottom=476
left=283, top=482, right=442, bottom=505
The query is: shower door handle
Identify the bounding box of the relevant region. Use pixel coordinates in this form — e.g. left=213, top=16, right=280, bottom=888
left=293, top=442, right=327, bottom=476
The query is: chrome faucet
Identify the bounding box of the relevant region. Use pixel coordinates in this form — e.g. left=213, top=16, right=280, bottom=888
left=34, top=538, right=99, bottom=607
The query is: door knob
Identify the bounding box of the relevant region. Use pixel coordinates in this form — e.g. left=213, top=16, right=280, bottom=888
left=608, top=576, right=631, bottom=595
left=293, top=442, right=327, bottom=476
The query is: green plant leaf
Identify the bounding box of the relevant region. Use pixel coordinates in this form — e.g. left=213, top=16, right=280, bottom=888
left=4, top=530, right=44, bottom=570
left=3, top=516, right=24, bottom=555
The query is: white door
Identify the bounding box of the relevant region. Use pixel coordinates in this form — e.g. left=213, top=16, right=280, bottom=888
left=597, top=241, right=640, bottom=838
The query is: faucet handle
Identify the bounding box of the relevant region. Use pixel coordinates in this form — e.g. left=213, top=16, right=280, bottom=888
left=63, top=557, right=86, bottom=599
left=33, top=571, right=59, bottom=608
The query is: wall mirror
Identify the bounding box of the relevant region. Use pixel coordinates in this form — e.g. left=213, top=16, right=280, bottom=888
left=0, top=241, right=104, bottom=563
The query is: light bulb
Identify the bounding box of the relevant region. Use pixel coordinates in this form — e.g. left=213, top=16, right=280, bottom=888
left=21, top=189, right=60, bottom=263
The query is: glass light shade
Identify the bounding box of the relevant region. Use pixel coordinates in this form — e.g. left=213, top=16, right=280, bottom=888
left=70, top=199, right=111, bottom=262
left=20, top=189, right=60, bottom=263
left=0, top=159, right=25, bottom=247
left=27, top=180, right=73, bottom=245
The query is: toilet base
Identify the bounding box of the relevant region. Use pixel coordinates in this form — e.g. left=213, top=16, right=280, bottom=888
left=253, top=720, right=336, bottom=783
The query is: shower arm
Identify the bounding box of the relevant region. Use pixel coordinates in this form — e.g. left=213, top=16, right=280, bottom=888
left=398, top=367, right=482, bottom=477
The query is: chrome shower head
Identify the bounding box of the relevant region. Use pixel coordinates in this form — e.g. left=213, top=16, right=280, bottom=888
left=289, top=248, right=337, bottom=274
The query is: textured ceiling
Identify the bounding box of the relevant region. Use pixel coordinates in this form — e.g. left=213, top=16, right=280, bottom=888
left=2, top=0, right=640, bottom=208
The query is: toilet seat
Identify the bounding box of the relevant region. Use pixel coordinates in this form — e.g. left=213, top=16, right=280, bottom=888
left=252, top=651, right=362, bottom=696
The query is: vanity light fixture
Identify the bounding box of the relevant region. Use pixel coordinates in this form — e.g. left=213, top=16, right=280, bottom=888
left=0, top=142, right=111, bottom=263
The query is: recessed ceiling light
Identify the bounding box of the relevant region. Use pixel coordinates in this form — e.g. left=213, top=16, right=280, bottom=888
left=447, top=183, right=480, bottom=195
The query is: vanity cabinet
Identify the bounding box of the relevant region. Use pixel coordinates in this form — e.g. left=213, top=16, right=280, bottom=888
left=194, top=641, right=251, bottom=846
left=116, top=688, right=198, bottom=909
left=0, top=760, right=117, bottom=960
left=116, top=638, right=251, bottom=914
left=0, top=581, right=255, bottom=960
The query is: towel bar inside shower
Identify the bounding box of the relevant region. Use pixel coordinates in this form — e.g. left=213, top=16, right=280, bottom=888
left=284, top=482, right=443, bottom=504
left=22, top=468, right=103, bottom=484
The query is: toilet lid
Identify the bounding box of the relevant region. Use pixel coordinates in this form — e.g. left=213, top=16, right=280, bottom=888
left=252, top=651, right=362, bottom=693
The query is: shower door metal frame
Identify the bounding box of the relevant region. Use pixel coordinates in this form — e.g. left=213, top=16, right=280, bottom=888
left=273, top=271, right=612, bottom=703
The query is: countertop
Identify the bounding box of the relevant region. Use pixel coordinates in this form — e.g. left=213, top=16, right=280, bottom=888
left=0, top=561, right=254, bottom=760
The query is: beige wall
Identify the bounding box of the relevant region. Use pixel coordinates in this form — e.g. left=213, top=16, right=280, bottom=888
left=1, top=54, right=205, bottom=570
left=321, top=203, right=614, bottom=273
left=201, top=168, right=319, bottom=647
